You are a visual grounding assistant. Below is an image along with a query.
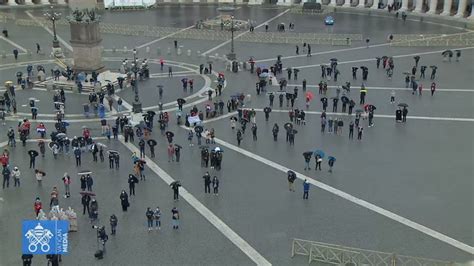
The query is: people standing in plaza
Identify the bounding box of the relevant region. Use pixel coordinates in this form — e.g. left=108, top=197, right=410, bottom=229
left=171, top=181, right=181, bottom=201
left=62, top=173, right=71, bottom=198
left=146, top=207, right=154, bottom=231
left=109, top=214, right=118, bottom=235
left=357, top=126, right=363, bottom=140
left=171, top=207, right=180, bottom=229
left=128, top=174, right=138, bottom=196
left=430, top=82, right=436, bottom=96
left=2, top=166, right=11, bottom=189
left=288, top=171, right=296, bottom=191
left=81, top=193, right=91, bottom=215
left=74, top=148, right=81, bottom=167
left=86, top=174, right=93, bottom=191
left=153, top=207, right=161, bottom=230
left=203, top=172, right=211, bottom=194
left=120, top=190, right=129, bottom=211
left=12, top=166, right=20, bottom=187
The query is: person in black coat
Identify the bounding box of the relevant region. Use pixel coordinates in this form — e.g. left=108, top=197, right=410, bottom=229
left=86, top=175, right=93, bottom=191
left=80, top=175, right=87, bottom=191
left=128, top=174, right=138, bottom=196
left=203, top=172, right=211, bottom=194
left=81, top=194, right=91, bottom=215
left=120, top=190, right=129, bottom=211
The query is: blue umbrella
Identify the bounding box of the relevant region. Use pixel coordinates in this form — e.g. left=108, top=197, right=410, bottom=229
left=313, top=150, right=325, bottom=158
left=259, top=72, right=270, bottom=78
left=328, top=156, right=336, bottom=162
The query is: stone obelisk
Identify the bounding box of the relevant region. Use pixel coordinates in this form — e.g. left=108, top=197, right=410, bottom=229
left=68, top=0, right=105, bottom=73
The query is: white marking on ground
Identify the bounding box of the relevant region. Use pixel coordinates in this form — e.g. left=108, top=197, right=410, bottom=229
left=286, top=84, right=474, bottom=92
left=255, top=32, right=473, bottom=63
left=289, top=47, right=474, bottom=70
left=0, top=36, right=28, bottom=53
left=202, top=9, right=291, bottom=56
left=136, top=25, right=196, bottom=50
left=118, top=138, right=272, bottom=266
left=25, top=11, right=73, bottom=51
left=211, top=137, right=474, bottom=255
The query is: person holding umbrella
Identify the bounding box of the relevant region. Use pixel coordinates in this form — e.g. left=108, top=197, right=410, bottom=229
left=263, top=107, right=271, bottom=121
left=147, top=139, right=157, bottom=158
left=287, top=170, right=297, bottom=191
left=430, top=66, right=437, bottom=80
left=170, top=181, right=181, bottom=201
left=303, top=152, right=312, bottom=170
left=117, top=190, right=129, bottom=212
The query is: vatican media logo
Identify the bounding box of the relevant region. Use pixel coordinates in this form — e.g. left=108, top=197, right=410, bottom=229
left=22, top=220, right=69, bottom=255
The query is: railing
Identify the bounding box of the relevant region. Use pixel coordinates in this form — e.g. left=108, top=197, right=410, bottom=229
left=291, top=238, right=455, bottom=266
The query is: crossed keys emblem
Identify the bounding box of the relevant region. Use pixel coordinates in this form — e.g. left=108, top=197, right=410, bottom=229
left=24, top=223, right=54, bottom=252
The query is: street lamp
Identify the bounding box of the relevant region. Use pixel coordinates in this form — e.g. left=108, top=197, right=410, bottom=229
left=131, top=49, right=142, bottom=113
left=44, top=6, right=63, bottom=57
left=226, top=16, right=236, bottom=61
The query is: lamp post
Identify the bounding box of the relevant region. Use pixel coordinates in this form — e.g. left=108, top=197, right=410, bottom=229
left=226, top=16, right=236, bottom=60
left=44, top=6, right=63, bottom=57
left=131, top=49, right=142, bottom=113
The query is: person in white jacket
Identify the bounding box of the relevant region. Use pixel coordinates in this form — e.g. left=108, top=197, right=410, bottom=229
left=12, top=166, right=20, bottom=187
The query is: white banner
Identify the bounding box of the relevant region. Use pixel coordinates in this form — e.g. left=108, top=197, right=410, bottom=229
left=104, top=0, right=156, bottom=7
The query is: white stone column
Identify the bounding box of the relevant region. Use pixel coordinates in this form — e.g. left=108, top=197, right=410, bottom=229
left=39, top=0, right=49, bottom=4
left=414, top=0, right=424, bottom=12
left=427, top=0, right=438, bottom=14
left=386, top=0, right=394, bottom=9
left=357, top=0, right=365, bottom=7
left=400, top=0, right=409, bottom=10
left=343, top=0, right=351, bottom=7
left=248, top=0, right=262, bottom=4
left=371, top=0, right=379, bottom=9
left=454, top=0, right=467, bottom=17
left=277, top=0, right=292, bottom=5
left=440, top=0, right=453, bottom=15
left=8, top=0, right=18, bottom=5
left=24, top=0, right=34, bottom=4
left=57, top=0, right=67, bottom=4
left=329, top=0, right=337, bottom=6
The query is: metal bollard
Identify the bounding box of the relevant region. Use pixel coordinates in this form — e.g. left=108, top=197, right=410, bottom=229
left=157, top=47, right=161, bottom=55
left=215, top=53, right=219, bottom=59
left=27, top=50, right=32, bottom=57
left=1, top=51, right=5, bottom=58
left=177, top=47, right=182, bottom=56
left=146, top=46, right=150, bottom=53
left=167, top=47, right=171, bottom=55
left=197, top=50, right=201, bottom=57
left=187, top=49, right=191, bottom=56
left=112, top=46, right=116, bottom=53
left=123, top=46, right=127, bottom=54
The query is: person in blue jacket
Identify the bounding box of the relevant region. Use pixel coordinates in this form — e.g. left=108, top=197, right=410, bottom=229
left=303, top=179, right=310, bottom=200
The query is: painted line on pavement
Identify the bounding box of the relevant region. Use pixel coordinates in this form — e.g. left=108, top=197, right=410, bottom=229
left=136, top=25, right=196, bottom=50
left=25, top=10, right=73, bottom=51
left=202, top=9, right=291, bottom=56
left=118, top=138, right=272, bottom=266
left=255, top=31, right=473, bottom=63
left=211, top=137, right=474, bottom=255
left=290, top=47, right=474, bottom=70
left=286, top=84, right=474, bottom=92
left=0, top=36, right=28, bottom=53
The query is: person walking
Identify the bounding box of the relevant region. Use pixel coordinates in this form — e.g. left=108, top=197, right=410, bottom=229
left=28, top=150, right=38, bottom=169
left=146, top=207, right=154, bottom=231
left=430, top=82, right=436, bottom=96
left=203, top=172, right=211, bottom=194
left=109, top=214, right=118, bottom=235
left=74, top=148, right=81, bottom=167
left=128, top=174, right=138, bottom=196
left=153, top=207, right=161, bottom=230
left=167, top=144, right=175, bottom=162
left=357, top=126, right=363, bottom=140
left=120, top=190, right=129, bottom=211
left=315, top=155, right=322, bottom=170
left=303, top=180, right=310, bottom=199
left=171, top=207, right=180, bottom=229
left=138, top=139, right=146, bottom=158
left=349, top=121, right=354, bottom=139
left=251, top=124, right=257, bottom=141
left=402, top=107, right=408, bottom=122
left=171, top=181, right=181, bottom=201
left=12, top=166, right=21, bottom=187
left=212, top=176, right=219, bottom=196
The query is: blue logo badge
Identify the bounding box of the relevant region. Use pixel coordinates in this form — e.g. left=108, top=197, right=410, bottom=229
left=22, top=220, right=69, bottom=255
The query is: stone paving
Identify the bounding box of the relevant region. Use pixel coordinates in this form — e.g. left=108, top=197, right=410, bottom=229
left=0, top=4, right=473, bottom=266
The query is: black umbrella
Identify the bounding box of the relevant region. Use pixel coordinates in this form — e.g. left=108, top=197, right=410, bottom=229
left=441, top=50, right=453, bottom=56
left=147, top=139, right=157, bottom=146
left=166, top=131, right=174, bottom=138
left=107, top=150, right=119, bottom=155
left=230, top=116, right=238, bottom=122
left=330, top=58, right=338, bottom=62
left=170, top=181, right=181, bottom=188
left=177, top=98, right=186, bottom=105
left=413, top=56, right=420, bottom=60
left=284, top=122, right=293, bottom=130
left=398, top=103, right=409, bottom=108
left=341, top=96, right=349, bottom=103
left=147, top=110, right=156, bottom=116
left=199, top=145, right=209, bottom=150
left=430, top=66, right=438, bottom=69
left=291, top=129, right=298, bottom=134
left=48, top=142, right=58, bottom=150
left=320, top=97, right=327, bottom=103
left=302, top=151, right=313, bottom=157
left=330, top=97, right=339, bottom=100
left=79, top=191, right=96, bottom=196
left=352, top=67, right=358, bottom=71
left=360, top=66, right=368, bottom=70
left=28, top=150, right=39, bottom=157
left=381, top=56, right=388, bottom=60
left=194, top=125, right=203, bottom=133
left=287, top=170, right=295, bottom=176
left=402, top=72, right=411, bottom=75
left=355, top=109, right=364, bottom=114
left=263, top=107, right=272, bottom=113
left=174, top=144, right=182, bottom=149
